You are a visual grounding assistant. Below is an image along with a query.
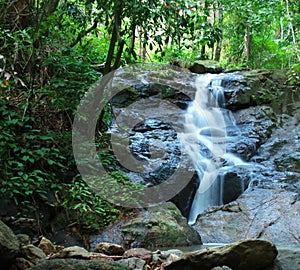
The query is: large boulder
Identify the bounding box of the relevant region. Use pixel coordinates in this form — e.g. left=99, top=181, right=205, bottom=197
left=0, top=220, right=20, bottom=269
left=165, top=239, right=278, bottom=270
left=193, top=188, right=300, bottom=245
left=30, top=258, right=131, bottom=270
left=121, top=202, right=201, bottom=248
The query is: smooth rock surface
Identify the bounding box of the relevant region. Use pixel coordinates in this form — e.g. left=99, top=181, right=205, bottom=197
left=193, top=188, right=300, bottom=245
left=165, top=239, right=278, bottom=270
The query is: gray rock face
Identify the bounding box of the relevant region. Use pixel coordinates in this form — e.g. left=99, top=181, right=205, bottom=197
left=0, top=220, right=20, bottom=269
left=193, top=189, right=300, bottom=245
left=269, top=246, right=300, bottom=270
left=30, top=259, right=131, bottom=270
left=165, top=239, right=278, bottom=270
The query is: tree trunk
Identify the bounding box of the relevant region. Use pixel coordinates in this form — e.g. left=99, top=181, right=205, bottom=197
left=244, top=23, right=252, bottom=62
left=104, top=0, right=123, bottom=74
left=214, top=0, right=223, bottom=61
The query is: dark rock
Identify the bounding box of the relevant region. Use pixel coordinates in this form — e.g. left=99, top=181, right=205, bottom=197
left=30, top=258, right=131, bottom=270
left=0, top=220, right=19, bottom=270
left=221, top=167, right=251, bottom=204
left=171, top=173, right=199, bottom=218
left=165, top=239, right=278, bottom=270
left=188, top=61, right=223, bottom=74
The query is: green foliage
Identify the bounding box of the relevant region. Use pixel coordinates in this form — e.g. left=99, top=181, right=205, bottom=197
left=0, top=98, right=66, bottom=215
left=288, top=62, right=300, bottom=86
left=60, top=176, right=120, bottom=232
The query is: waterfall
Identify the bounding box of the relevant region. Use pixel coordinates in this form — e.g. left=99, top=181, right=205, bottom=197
left=181, top=74, right=246, bottom=225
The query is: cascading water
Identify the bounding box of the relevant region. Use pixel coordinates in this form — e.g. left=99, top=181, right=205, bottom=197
left=181, top=74, right=247, bottom=225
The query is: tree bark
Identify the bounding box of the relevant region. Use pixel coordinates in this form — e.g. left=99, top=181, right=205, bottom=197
left=214, top=0, right=223, bottom=61
left=244, top=23, right=252, bottom=62
left=104, top=0, right=123, bottom=74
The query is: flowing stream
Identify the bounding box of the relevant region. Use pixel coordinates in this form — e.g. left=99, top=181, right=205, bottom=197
left=181, top=74, right=246, bottom=225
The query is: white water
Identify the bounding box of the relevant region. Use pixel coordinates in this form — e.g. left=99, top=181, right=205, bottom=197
left=181, top=74, right=246, bottom=225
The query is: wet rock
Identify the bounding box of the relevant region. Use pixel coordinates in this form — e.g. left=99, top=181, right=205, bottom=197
left=121, top=202, right=201, bottom=248
left=221, top=166, right=251, bottom=204
left=165, top=239, right=278, bottom=270
left=30, top=258, right=131, bottom=270
left=0, top=220, right=19, bottom=269
left=193, top=188, right=300, bottom=245
left=20, top=244, right=46, bottom=265
left=94, top=242, right=125, bottom=256
left=171, top=173, right=199, bottom=218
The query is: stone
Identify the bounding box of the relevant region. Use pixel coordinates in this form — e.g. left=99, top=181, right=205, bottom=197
left=37, top=237, right=59, bottom=255
left=30, top=258, right=131, bottom=270
left=193, top=188, right=300, bottom=245
left=123, top=248, right=152, bottom=261
left=165, top=239, right=278, bottom=270
left=268, top=246, right=300, bottom=270
left=52, top=246, right=90, bottom=259
left=93, top=242, right=125, bottom=255
left=0, top=220, right=20, bottom=269
left=121, top=202, right=201, bottom=248
left=117, top=257, right=146, bottom=269
left=20, top=244, right=46, bottom=265
left=188, top=61, right=223, bottom=74
left=16, top=234, right=31, bottom=246
left=161, top=249, right=184, bottom=260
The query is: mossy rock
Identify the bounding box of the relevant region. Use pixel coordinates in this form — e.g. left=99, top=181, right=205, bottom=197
left=121, top=202, right=201, bottom=249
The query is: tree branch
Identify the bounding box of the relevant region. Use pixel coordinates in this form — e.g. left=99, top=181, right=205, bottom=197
left=70, top=19, right=99, bottom=48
